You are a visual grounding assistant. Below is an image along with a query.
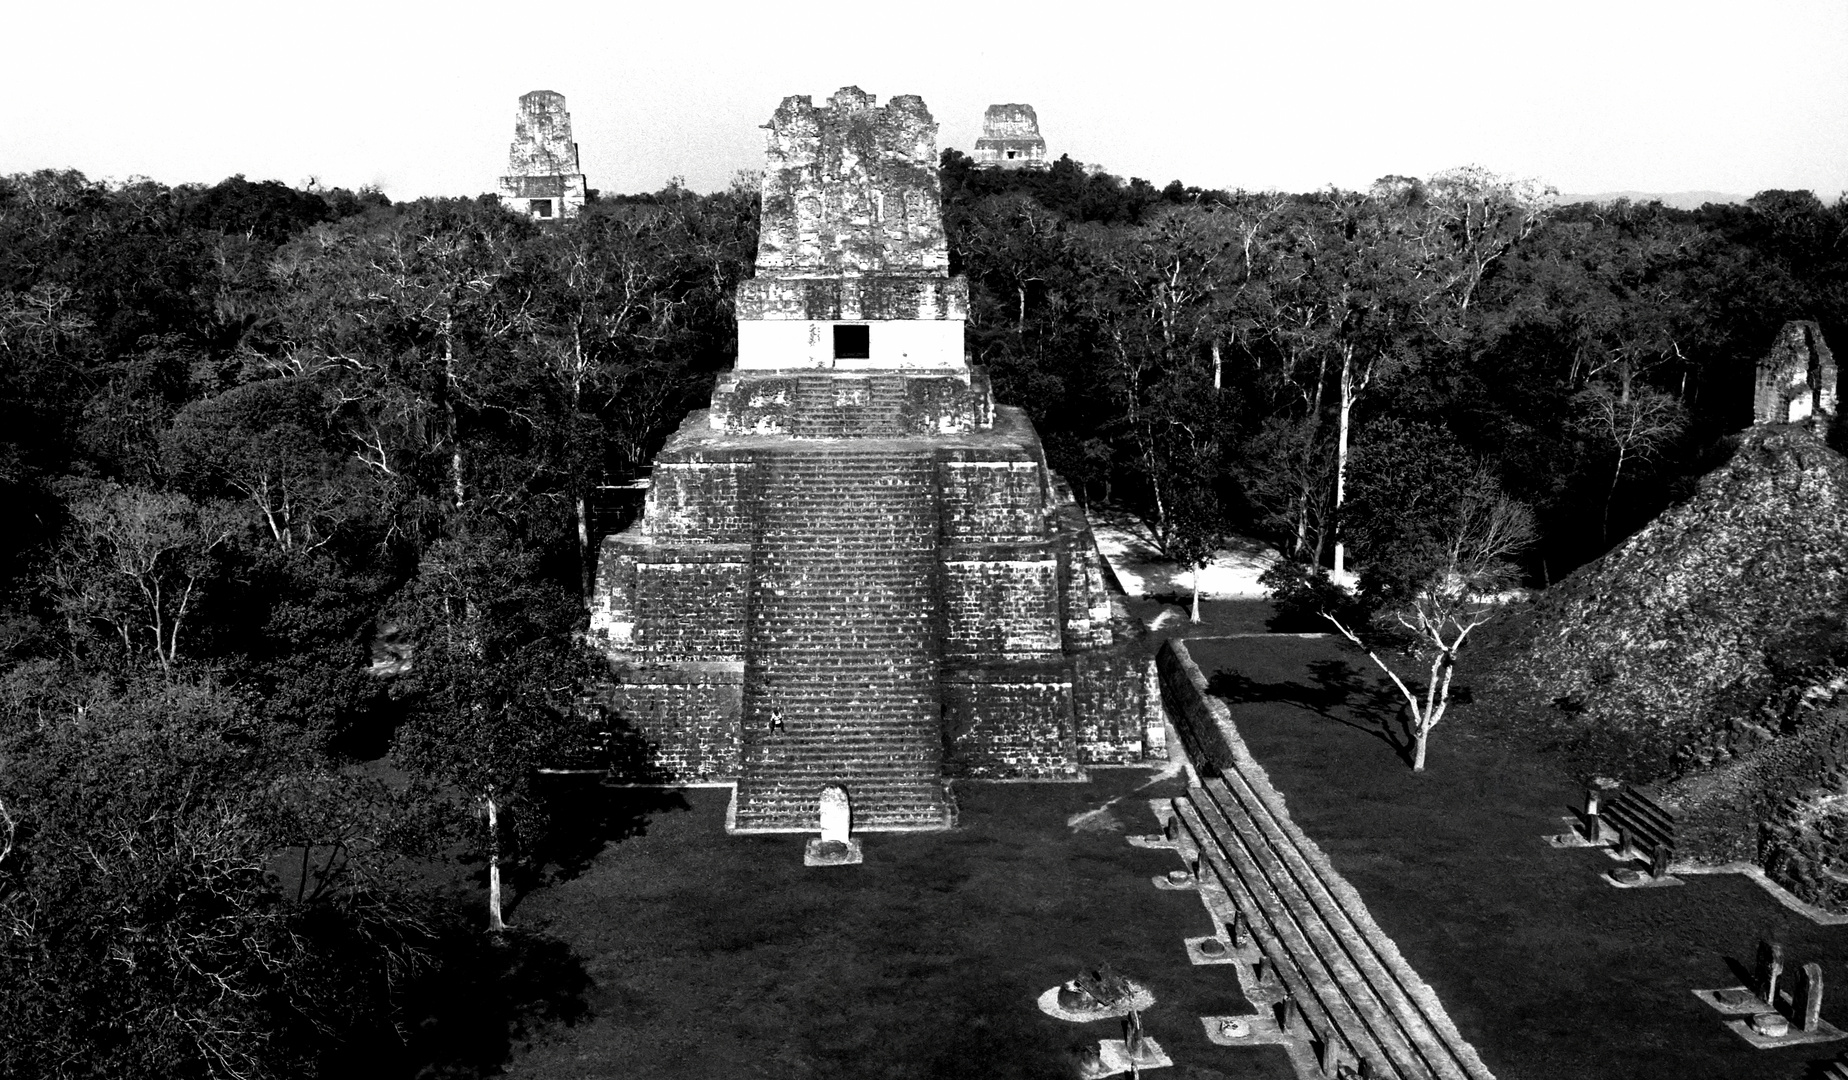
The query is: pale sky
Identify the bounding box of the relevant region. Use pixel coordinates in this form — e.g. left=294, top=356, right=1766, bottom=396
left=5, top=0, right=1845, bottom=201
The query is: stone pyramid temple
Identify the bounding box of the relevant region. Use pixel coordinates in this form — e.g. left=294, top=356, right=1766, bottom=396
left=499, top=90, right=588, bottom=221
left=590, top=87, right=1151, bottom=833
left=973, top=103, right=1050, bottom=170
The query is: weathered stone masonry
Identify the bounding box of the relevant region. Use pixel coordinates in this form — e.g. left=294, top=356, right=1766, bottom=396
left=499, top=90, right=589, bottom=221
left=1754, top=320, right=1837, bottom=428
left=589, top=89, right=1150, bottom=833
left=973, top=103, right=1049, bottom=171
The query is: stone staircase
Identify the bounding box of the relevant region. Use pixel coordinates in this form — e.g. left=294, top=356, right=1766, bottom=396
left=788, top=375, right=908, bottom=438
left=1168, top=772, right=1494, bottom=1080
left=731, top=447, right=954, bottom=831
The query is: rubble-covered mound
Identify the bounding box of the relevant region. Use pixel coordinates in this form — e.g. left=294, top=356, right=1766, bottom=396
left=1516, top=426, right=1848, bottom=782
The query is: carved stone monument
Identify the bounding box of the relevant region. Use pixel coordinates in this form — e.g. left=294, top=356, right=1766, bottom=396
left=804, top=784, right=862, bottom=865
left=973, top=104, right=1050, bottom=171
left=1753, top=320, right=1837, bottom=427
left=499, top=90, right=589, bottom=221
left=590, top=87, right=1151, bottom=835
left=1758, top=939, right=1786, bottom=1005
left=1799, top=963, right=1826, bottom=1032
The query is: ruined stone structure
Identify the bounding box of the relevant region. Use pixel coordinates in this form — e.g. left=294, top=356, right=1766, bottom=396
left=499, top=90, right=588, bottom=221
left=973, top=104, right=1049, bottom=170
left=590, top=88, right=1149, bottom=833
left=1753, top=320, right=1837, bottom=426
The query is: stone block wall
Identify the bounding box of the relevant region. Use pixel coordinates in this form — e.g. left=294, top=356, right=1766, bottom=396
left=736, top=276, right=968, bottom=322
left=631, top=555, right=748, bottom=660
left=941, top=458, right=1046, bottom=542
left=1074, top=641, right=1153, bottom=765
left=1156, top=638, right=1234, bottom=776
left=602, top=663, right=744, bottom=783
left=642, top=455, right=757, bottom=542
left=941, top=665, right=1081, bottom=779
left=941, top=553, right=1062, bottom=659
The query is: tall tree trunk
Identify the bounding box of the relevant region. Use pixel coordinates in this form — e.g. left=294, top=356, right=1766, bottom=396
left=444, top=333, right=465, bottom=510
left=486, top=795, right=508, bottom=932
left=575, top=488, right=592, bottom=599
left=1334, top=346, right=1357, bottom=582
left=1603, top=447, right=1628, bottom=545
left=1211, top=339, right=1222, bottom=393
left=1191, top=564, right=1203, bottom=624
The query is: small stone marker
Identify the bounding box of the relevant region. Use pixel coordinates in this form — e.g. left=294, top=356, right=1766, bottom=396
left=1276, top=996, right=1301, bottom=1035
left=1229, top=910, right=1249, bottom=949
left=1318, top=1031, right=1342, bottom=1076
left=803, top=784, right=863, bottom=866
left=1582, top=804, right=1602, bottom=843
left=1752, top=1011, right=1790, bottom=1038
left=1758, top=939, right=1786, bottom=1006
left=1164, top=815, right=1180, bottom=841
left=1651, top=843, right=1671, bottom=879
left=1800, top=963, right=1826, bottom=1032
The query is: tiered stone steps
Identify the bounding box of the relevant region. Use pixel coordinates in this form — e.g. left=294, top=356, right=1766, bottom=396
left=731, top=448, right=953, bottom=831
left=789, top=375, right=907, bottom=438
left=1169, top=770, right=1494, bottom=1079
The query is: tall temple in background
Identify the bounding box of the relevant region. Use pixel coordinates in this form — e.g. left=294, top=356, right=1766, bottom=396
left=499, top=90, right=588, bottom=220
left=973, top=103, right=1049, bottom=170
left=590, top=87, right=1150, bottom=834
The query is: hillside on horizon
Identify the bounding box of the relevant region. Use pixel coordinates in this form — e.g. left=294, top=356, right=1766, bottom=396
left=1560, top=189, right=1748, bottom=210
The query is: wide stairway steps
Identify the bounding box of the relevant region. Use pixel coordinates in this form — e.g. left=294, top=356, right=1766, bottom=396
left=732, top=449, right=953, bottom=832
left=788, top=376, right=908, bottom=439
left=1168, top=768, right=1495, bottom=1079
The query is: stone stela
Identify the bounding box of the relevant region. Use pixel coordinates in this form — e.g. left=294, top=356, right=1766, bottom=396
left=1694, top=937, right=1847, bottom=1048
left=499, top=90, right=589, bottom=221
left=589, top=87, right=1152, bottom=836
left=804, top=784, right=862, bottom=866
left=973, top=103, right=1050, bottom=171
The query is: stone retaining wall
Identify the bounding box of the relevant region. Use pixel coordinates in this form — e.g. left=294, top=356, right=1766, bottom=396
left=1156, top=637, right=1235, bottom=776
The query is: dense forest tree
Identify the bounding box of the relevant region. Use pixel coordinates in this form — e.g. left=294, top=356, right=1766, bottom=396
left=0, top=155, right=1843, bottom=1074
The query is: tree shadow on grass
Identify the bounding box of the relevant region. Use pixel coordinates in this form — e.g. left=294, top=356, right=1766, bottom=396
left=1208, top=657, right=1415, bottom=766
left=325, top=902, right=595, bottom=1079
left=501, top=780, right=692, bottom=914
left=408, top=927, right=593, bottom=1079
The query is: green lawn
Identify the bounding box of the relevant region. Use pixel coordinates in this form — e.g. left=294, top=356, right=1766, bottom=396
left=1183, top=630, right=1848, bottom=1080
left=501, top=770, right=1298, bottom=1079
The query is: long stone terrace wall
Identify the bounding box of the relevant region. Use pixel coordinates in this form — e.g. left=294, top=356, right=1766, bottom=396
left=1156, top=637, right=1236, bottom=776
